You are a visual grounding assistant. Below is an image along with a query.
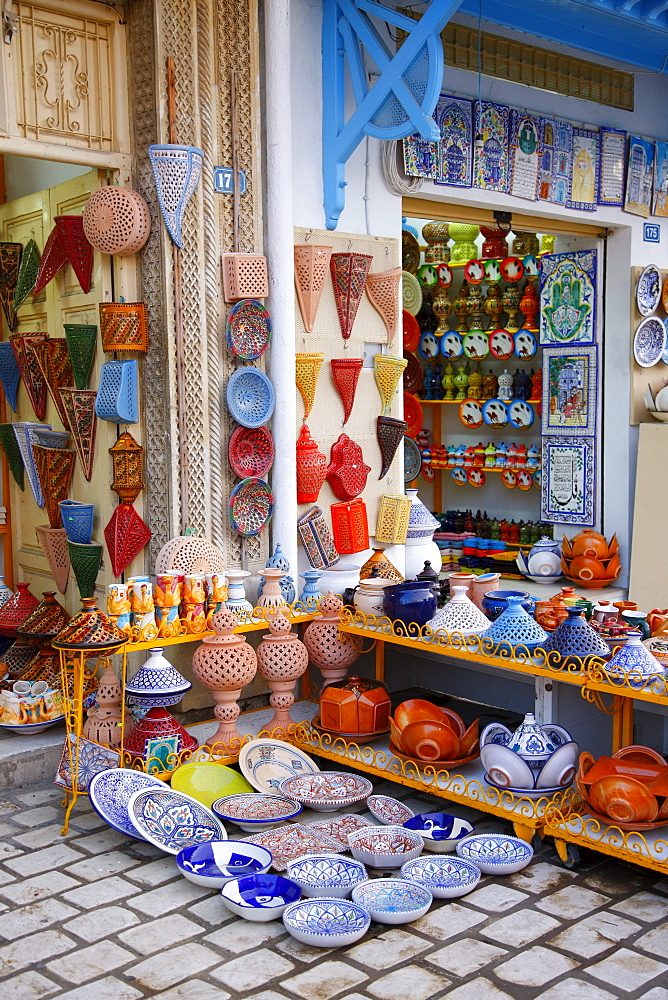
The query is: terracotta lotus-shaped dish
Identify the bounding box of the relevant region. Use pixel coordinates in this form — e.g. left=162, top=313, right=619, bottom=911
left=576, top=748, right=668, bottom=829
left=390, top=699, right=479, bottom=764
left=561, top=530, right=621, bottom=589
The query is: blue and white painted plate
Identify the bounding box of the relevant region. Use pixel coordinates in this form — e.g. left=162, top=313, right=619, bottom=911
left=482, top=398, right=509, bottom=428
left=661, top=319, right=668, bottom=365
left=351, top=878, right=432, bottom=923
left=636, top=264, right=662, bottom=317
left=239, top=738, right=319, bottom=794
left=89, top=767, right=167, bottom=840
left=634, top=317, right=666, bottom=368
left=282, top=897, right=371, bottom=947
left=439, top=331, right=464, bottom=359
left=127, top=787, right=226, bottom=854
left=508, top=399, right=535, bottom=429
left=404, top=436, right=422, bottom=483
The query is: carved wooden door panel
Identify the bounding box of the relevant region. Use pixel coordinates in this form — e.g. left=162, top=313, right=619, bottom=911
left=0, top=168, right=116, bottom=608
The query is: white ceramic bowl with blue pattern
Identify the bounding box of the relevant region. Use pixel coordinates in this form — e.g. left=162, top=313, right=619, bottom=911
left=282, top=897, right=371, bottom=947
left=456, top=834, right=533, bottom=874
left=176, top=840, right=272, bottom=888
left=351, top=878, right=431, bottom=924
left=286, top=853, right=368, bottom=898
left=401, top=856, right=482, bottom=898
left=221, top=873, right=302, bottom=922
left=403, top=813, right=474, bottom=853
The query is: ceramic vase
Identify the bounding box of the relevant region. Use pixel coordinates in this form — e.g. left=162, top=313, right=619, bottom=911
left=382, top=580, right=437, bottom=632
left=257, top=544, right=295, bottom=605
left=225, top=570, right=254, bottom=617
left=256, top=612, right=309, bottom=733
left=298, top=571, right=323, bottom=610
left=192, top=608, right=257, bottom=749
left=353, top=577, right=393, bottom=618
left=257, top=568, right=285, bottom=609
left=470, top=573, right=499, bottom=611
left=59, top=501, right=95, bottom=545
left=303, top=593, right=360, bottom=688
left=405, top=488, right=441, bottom=580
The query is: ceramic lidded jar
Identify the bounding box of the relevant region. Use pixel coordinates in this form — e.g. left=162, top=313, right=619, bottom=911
left=353, top=576, right=393, bottom=618
left=543, top=606, right=611, bottom=667
left=303, top=592, right=361, bottom=688
left=405, top=488, right=441, bottom=581
left=506, top=712, right=563, bottom=778
left=256, top=612, right=309, bottom=733
left=192, top=608, right=258, bottom=749
left=526, top=537, right=562, bottom=577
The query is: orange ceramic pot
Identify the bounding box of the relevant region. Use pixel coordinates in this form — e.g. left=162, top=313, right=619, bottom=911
left=570, top=529, right=609, bottom=559
left=395, top=698, right=447, bottom=730
left=567, top=555, right=607, bottom=581
left=459, top=719, right=480, bottom=757
left=320, top=676, right=391, bottom=734
left=648, top=609, right=668, bottom=636
left=588, top=775, right=658, bottom=824
left=400, top=719, right=460, bottom=762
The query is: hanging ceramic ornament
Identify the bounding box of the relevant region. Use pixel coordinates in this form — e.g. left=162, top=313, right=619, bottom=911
left=330, top=358, right=363, bottom=425
left=330, top=251, right=372, bottom=340
left=99, top=302, right=149, bottom=353
left=109, top=431, right=145, bottom=503
left=58, top=389, right=97, bottom=481
left=0, top=243, right=22, bottom=331
left=13, top=422, right=48, bottom=506
left=0, top=423, right=24, bottom=488
left=31, top=340, right=75, bottom=431
left=10, top=332, right=48, bottom=421
left=148, top=144, right=204, bottom=248
left=82, top=186, right=151, bottom=257
left=32, top=226, right=68, bottom=296
left=68, top=541, right=103, bottom=600
left=376, top=416, right=408, bottom=479
left=104, top=503, right=152, bottom=578
left=326, top=433, right=371, bottom=501
left=54, top=216, right=94, bottom=294
left=95, top=360, right=139, bottom=423
left=366, top=267, right=402, bottom=341
left=13, top=238, right=41, bottom=312
left=373, top=354, right=407, bottom=416
left=0, top=342, right=20, bottom=412
left=296, top=424, right=328, bottom=504
left=294, top=245, right=332, bottom=332
left=33, top=446, right=75, bottom=529
left=64, top=324, right=97, bottom=390
left=295, top=352, right=324, bottom=420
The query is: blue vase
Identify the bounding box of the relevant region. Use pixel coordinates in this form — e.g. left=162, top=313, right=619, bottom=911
left=481, top=590, right=534, bottom=621
left=383, top=580, right=437, bottom=632
left=299, top=571, right=323, bottom=610
left=59, top=501, right=95, bottom=544
left=543, top=607, right=610, bottom=666
left=481, top=596, right=549, bottom=655
left=257, top=544, right=295, bottom=605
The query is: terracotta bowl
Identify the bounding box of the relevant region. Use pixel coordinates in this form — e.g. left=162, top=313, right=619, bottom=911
left=400, top=720, right=461, bottom=762
left=394, top=699, right=450, bottom=730
left=588, top=775, right=659, bottom=824
left=564, top=575, right=619, bottom=591
left=614, top=745, right=667, bottom=765
left=570, top=531, right=609, bottom=559
left=459, top=719, right=480, bottom=757
left=566, top=555, right=607, bottom=581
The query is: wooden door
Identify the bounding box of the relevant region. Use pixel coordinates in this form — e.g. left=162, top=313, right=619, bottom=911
left=0, top=168, right=118, bottom=609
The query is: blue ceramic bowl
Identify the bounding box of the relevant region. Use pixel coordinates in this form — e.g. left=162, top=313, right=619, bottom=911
left=481, top=590, right=534, bottom=621
left=456, top=834, right=533, bottom=874
left=221, top=874, right=301, bottom=922
left=403, top=813, right=474, bottom=853
left=401, top=856, right=482, bottom=898
left=383, top=580, right=437, bottom=632
left=176, top=840, right=272, bottom=888
left=282, top=897, right=371, bottom=947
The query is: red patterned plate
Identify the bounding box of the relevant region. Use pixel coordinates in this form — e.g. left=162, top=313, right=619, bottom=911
left=403, top=310, right=420, bottom=352
left=500, top=257, right=525, bottom=283
left=228, top=426, right=274, bottom=479
left=403, top=392, right=424, bottom=438
left=467, top=468, right=485, bottom=487
left=403, top=351, right=422, bottom=394
left=489, top=329, right=515, bottom=361
left=464, top=259, right=485, bottom=285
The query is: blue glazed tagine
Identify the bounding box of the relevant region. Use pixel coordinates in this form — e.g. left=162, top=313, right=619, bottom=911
left=543, top=606, right=611, bottom=667
left=382, top=580, right=437, bottom=632
left=480, top=595, right=549, bottom=654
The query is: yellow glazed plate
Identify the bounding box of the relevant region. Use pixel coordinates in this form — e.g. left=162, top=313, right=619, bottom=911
left=171, top=761, right=253, bottom=808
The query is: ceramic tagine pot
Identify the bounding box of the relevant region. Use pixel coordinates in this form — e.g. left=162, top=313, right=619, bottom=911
left=256, top=612, right=309, bottom=733
left=427, top=586, right=490, bottom=637
left=303, top=592, right=360, bottom=688
left=480, top=595, right=549, bottom=654
left=192, top=608, right=258, bottom=750
left=404, top=489, right=441, bottom=581
left=481, top=712, right=578, bottom=791
left=606, top=631, right=666, bottom=689
left=543, top=606, right=611, bottom=667
left=122, top=648, right=197, bottom=769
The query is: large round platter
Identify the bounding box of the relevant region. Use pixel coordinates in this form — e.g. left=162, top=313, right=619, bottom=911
left=89, top=768, right=167, bottom=840
left=403, top=435, right=422, bottom=482
left=500, top=257, right=524, bottom=283
left=514, top=330, right=537, bottom=360
left=633, top=317, right=667, bottom=368
left=403, top=392, right=423, bottom=438
left=418, top=331, right=440, bottom=359
left=228, top=478, right=273, bottom=537
left=636, top=264, right=661, bottom=316
left=417, top=264, right=438, bottom=290
left=226, top=299, right=272, bottom=360
left=127, top=787, right=227, bottom=854
left=508, top=400, right=535, bottom=429
left=402, top=270, right=422, bottom=316
left=467, top=468, right=485, bottom=487
left=402, top=230, right=421, bottom=274
left=464, top=259, right=485, bottom=285
left=452, top=467, right=467, bottom=485
left=482, top=398, right=509, bottom=428
left=403, top=351, right=422, bottom=394
left=226, top=368, right=276, bottom=428
left=239, top=738, right=320, bottom=793
left=228, top=426, right=274, bottom=479
left=458, top=398, right=483, bottom=429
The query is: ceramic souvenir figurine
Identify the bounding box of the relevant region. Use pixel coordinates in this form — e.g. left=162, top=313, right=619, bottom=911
left=129, top=577, right=157, bottom=639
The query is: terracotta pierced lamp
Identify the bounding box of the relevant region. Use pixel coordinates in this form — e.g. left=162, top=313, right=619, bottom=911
left=30, top=340, right=75, bottom=430
left=365, top=268, right=402, bottom=341
left=296, top=424, right=328, bottom=504
left=83, top=662, right=130, bottom=747
left=256, top=612, right=309, bottom=733
left=330, top=358, right=363, bottom=425
left=104, top=503, right=151, bottom=578
left=303, top=592, right=361, bottom=688
left=330, top=251, right=373, bottom=340
left=35, top=526, right=70, bottom=595
left=10, top=332, right=48, bottom=421
left=109, top=431, right=145, bottom=503
left=192, top=608, right=258, bottom=749
left=294, top=244, right=332, bottom=332
left=33, top=446, right=76, bottom=529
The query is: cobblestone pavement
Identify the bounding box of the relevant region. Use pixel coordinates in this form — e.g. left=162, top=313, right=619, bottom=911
left=0, top=779, right=667, bottom=1000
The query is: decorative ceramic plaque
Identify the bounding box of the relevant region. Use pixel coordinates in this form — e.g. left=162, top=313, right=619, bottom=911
left=434, top=94, right=473, bottom=188
left=541, top=345, right=598, bottom=437
left=403, top=133, right=438, bottom=179
left=541, top=437, right=595, bottom=526
left=540, top=250, right=597, bottom=346
left=624, top=136, right=655, bottom=219
left=568, top=128, right=599, bottom=211
left=473, top=101, right=509, bottom=193
left=539, top=118, right=572, bottom=206
left=597, top=127, right=626, bottom=207
left=653, top=140, right=668, bottom=217
left=508, top=111, right=541, bottom=201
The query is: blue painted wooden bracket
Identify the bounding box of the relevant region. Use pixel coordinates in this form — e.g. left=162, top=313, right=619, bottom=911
left=322, top=0, right=463, bottom=229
